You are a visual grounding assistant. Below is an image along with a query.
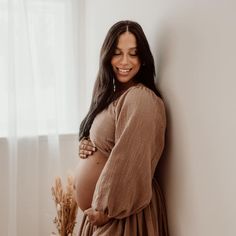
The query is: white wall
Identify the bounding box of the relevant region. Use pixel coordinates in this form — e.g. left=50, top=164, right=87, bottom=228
left=84, top=1, right=236, bottom=235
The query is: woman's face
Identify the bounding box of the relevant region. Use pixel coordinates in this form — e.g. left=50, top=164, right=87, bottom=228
left=111, top=32, right=141, bottom=84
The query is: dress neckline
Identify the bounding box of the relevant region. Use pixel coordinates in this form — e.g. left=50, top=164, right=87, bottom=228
left=112, top=83, right=144, bottom=105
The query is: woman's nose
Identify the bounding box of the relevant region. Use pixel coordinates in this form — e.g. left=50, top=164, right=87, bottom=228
left=120, top=54, right=128, bottom=65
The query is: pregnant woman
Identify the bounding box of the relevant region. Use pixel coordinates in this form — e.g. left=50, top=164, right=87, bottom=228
left=74, top=20, right=169, bottom=236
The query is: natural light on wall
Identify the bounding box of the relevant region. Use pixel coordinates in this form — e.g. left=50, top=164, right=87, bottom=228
left=0, top=0, right=81, bottom=137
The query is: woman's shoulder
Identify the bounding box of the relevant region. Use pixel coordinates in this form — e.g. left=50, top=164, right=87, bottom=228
left=113, top=83, right=166, bottom=123
left=116, top=83, right=164, bottom=109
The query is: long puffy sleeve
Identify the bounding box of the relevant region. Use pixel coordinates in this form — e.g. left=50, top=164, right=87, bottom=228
left=91, top=85, right=166, bottom=219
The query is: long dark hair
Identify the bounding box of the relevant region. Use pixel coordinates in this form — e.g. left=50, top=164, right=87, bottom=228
left=79, top=20, right=162, bottom=140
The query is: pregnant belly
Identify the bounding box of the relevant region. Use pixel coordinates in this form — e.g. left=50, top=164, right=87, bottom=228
left=74, top=150, right=107, bottom=211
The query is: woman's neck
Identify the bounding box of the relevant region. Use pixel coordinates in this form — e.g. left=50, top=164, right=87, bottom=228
left=117, top=80, right=138, bottom=92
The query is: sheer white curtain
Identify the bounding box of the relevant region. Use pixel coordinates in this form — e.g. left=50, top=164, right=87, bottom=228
left=0, top=0, right=86, bottom=235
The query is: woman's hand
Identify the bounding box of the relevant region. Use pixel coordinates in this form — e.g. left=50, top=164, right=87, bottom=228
left=79, top=138, right=97, bottom=159
left=84, top=208, right=110, bottom=226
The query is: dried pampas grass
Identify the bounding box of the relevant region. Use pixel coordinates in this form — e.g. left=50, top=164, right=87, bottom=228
left=51, top=176, right=78, bottom=236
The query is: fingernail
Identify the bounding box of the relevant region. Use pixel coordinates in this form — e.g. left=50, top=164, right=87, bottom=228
left=93, top=147, right=96, bottom=151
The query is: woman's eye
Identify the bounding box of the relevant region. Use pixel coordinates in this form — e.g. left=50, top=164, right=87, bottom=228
left=113, top=50, right=138, bottom=57
left=113, top=51, right=121, bottom=55
left=129, top=50, right=138, bottom=56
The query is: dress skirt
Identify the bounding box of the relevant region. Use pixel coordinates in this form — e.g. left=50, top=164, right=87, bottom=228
left=78, top=178, right=169, bottom=236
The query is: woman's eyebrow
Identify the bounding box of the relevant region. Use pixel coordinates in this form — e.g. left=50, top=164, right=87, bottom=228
left=115, top=47, right=138, bottom=51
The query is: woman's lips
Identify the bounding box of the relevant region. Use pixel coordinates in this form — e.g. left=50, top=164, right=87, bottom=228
left=117, top=67, right=132, bottom=75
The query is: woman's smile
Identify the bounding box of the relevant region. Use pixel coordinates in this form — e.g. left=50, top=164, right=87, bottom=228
left=116, top=67, right=132, bottom=75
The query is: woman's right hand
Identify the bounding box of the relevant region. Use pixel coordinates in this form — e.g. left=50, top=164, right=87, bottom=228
left=79, top=138, right=97, bottom=159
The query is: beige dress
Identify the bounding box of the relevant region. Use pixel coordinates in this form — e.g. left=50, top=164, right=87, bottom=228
left=79, top=83, right=169, bottom=236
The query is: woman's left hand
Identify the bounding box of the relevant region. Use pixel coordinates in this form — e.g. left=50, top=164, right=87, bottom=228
left=84, top=208, right=110, bottom=226
left=79, top=138, right=97, bottom=159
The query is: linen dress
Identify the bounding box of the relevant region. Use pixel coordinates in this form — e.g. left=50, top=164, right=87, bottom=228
left=78, top=83, right=169, bottom=236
